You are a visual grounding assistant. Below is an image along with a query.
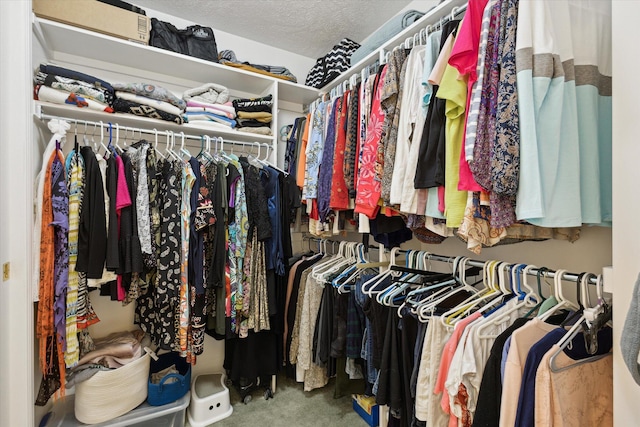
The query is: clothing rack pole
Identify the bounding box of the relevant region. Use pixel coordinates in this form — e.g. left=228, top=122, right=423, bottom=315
left=299, top=235, right=602, bottom=287
left=315, top=0, right=468, bottom=98
left=389, top=248, right=601, bottom=287
left=36, top=111, right=262, bottom=149
left=394, top=3, right=468, bottom=52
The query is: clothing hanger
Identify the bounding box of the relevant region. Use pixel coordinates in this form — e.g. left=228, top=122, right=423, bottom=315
left=390, top=254, right=458, bottom=314
left=319, top=242, right=358, bottom=285
left=376, top=250, right=421, bottom=306
left=166, top=131, right=181, bottom=161
left=73, top=120, right=79, bottom=153
left=415, top=256, right=481, bottom=322
left=260, top=143, right=288, bottom=175
left=179, top=132, right=192, bottom=159
left=316, top=241, right=355, bottom=285
left=361, top=247, right=404, bottom=296
left=105, top=122, right=117, bottom=157
left=441, top=260, right=506, bottom=326
left=152, top=129, right=165, bottom=159
left=197, top=135, right=214, bottom=164
left=451, top=6, right=460, bottom=21
left=523, top=267, right=553, bottom=317
left=539, top=270, right=580, bottom=321
left=81, top=121, right=91, bottom=150
left=122, top=126, right=130, bottom=148
left=114, top=123, right=123, bottom=152
left=339, top=244, right=377, bottom=292
left=310, top=240, right=344, bottom=280
left=476, top=264, right=540, bottom=339
left=548, top=272, right=611, bottom=373
left=331, top=242, right=361, bottom=291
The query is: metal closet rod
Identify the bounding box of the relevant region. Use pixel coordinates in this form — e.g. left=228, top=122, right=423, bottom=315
left=300, top=235, right=600, bottom=287
left=302, top=235, right=381, bottom=251
left=391, top=248, right=601, bottom=287
left=37, top=112, right=268, bottom=149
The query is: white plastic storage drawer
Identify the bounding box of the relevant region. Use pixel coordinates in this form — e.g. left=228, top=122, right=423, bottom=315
left=42, top=391, right=190, bottom=427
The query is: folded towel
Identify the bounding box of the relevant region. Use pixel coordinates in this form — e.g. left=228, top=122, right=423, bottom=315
left=183, top=82, right=230, bottom=105
left=112, top=82, right=186, bottom=110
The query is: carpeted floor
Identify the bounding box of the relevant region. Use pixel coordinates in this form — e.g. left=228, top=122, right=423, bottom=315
left=186, top=374, right=370, bottom=427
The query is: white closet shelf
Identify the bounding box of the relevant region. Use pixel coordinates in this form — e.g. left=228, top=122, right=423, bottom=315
left=318, top=0, right=467, bottom=94
left=33, top=16, right=319, bottom=105
left=34, top=101, right=275, bottom=144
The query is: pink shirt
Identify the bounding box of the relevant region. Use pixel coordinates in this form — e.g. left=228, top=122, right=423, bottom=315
left=355, top=66, right=388, bottom=219
left=449, top=0, right=489, bottom=192
left=115, top=155, right=131, bottom=301
left=434, top=311, right=483, bottom=427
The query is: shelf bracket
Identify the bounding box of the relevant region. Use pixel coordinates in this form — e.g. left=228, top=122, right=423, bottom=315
left=31, top=13, right=52, bottom=60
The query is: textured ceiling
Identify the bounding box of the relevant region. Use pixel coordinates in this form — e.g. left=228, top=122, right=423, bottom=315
left=132, top=0, right=426, bottom=58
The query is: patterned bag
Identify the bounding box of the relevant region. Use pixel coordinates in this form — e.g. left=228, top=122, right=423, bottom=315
left=305, top=38, right=360, bottom=88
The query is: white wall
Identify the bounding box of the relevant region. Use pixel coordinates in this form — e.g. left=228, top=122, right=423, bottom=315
left=612, top=1, right=640, bottom=425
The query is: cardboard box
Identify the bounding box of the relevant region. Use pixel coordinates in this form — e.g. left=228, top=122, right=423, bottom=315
left=352, top=394, right=379, bottom=427
left=33, top=0, right=150, bottom=45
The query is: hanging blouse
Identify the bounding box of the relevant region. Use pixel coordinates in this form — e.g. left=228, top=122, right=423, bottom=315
left=296, top=112, right=311, bottom=190
left=179, top=161, right=195, bottom=353
left=153, top=159, right=182, bottom=350
left=464, top=0, right=495, bottom=163
left=329, top=92, right=350, bottom=210
left=437, top=57, right=469, bottom=228
left=317, top=98, right=339, bottom=223
left=355, top=66, right=388, bottom=219
left=64, top=150, right=83, bottom=368
left=75, top=146, right=107, bottom=278
left=51, top=151, right=69, bottom=352
left=380, top=47, right=408, bottom=205
left=303, top=102, right=327, bottom=200
left=343, top=85, right=360, bottom=200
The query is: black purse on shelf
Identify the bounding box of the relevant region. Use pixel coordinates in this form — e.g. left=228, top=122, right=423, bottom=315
left=149, top=18, right=219, bottom=63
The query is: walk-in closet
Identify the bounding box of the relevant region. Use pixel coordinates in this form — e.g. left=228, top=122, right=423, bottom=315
left=0, top=0, right=637, bottom=426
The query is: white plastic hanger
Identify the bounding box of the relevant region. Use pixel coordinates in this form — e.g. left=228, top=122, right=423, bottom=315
left=361, top=247, right=403, bottom=296
left=153, top=129, right=165, bottom=159
left=476, top=264, right=540, bottom=339
left=548, top=272, right=611, bottom=373
left=539, top=269, right=580, bottom=322
left=179, top=131, right=192, bottom=159
left=416, top=256, right=480, bottom=322
left=440, top=260, right=504, bottom=326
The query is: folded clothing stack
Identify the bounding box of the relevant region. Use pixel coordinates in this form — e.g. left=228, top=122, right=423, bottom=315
left=182, top=83, right=236, bottom=130
left=34, top=63, right=115, bottom=113
left=218, top=50, right=298, bottom=83
left=112, top=82, right=186, bottom=124
left=232, top=94, right=273, bottom=135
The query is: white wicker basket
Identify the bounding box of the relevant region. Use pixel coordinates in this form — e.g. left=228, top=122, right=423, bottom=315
left=74, top=353, right=150, bottom=424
